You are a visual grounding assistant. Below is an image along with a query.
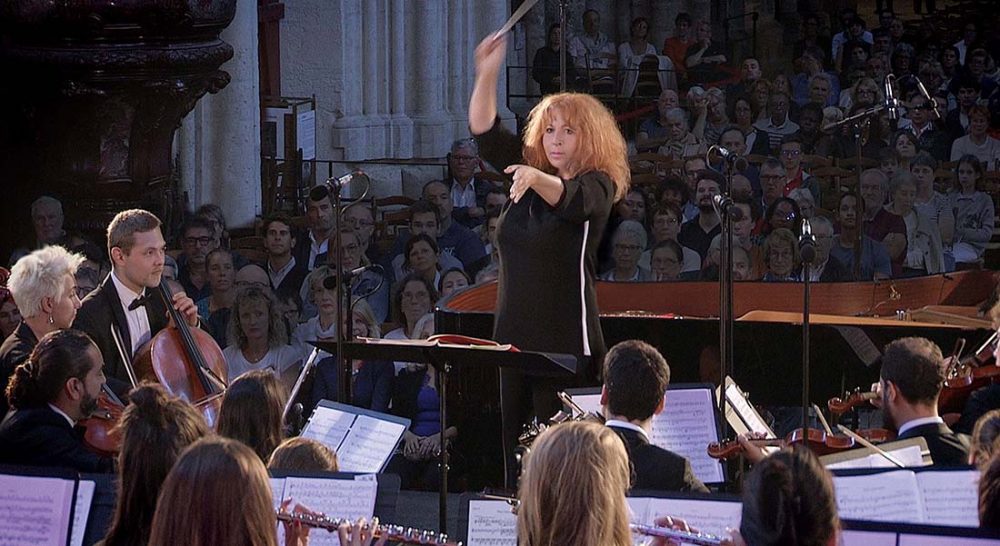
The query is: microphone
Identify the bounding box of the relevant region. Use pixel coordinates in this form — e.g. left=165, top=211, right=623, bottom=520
left=712, top=194, right=737, bottom=216
left=309, top=171, right=366, bottom=201
left=914, top=77, right=942, bottom=119
left=884, top=74, right=899, bottom=121
left=322, top=264, right=382, bottom=289
left=799, top=219, right=816, bottom=264
left=707, top=145, right=749, bottom=172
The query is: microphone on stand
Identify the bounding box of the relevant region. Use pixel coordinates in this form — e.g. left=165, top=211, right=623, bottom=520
left=884, top=74, right=899, bottom=121
left=712, top=194, right=737, bottom=215
left=914, top=77, right=942, bottom=120
left=707, top=145, right=749, bottom=172
left=799, top=218, right=816, bottom=265
left=322, top=264, right=384, bottom=289
left=310, top=171, right=366, bottom=201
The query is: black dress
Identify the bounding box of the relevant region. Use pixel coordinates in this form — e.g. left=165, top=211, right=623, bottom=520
left=0, top=322, right=38, bottom=418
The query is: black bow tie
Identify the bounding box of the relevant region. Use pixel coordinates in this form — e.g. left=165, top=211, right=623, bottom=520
left=128, top=293, right=151, bottom=311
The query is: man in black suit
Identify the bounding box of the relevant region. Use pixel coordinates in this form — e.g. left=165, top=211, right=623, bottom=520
left=0, top=329, right=114, bottom=472
left=292, top=187, right=335, bottom=271
left=878, top=336, right=971, bottom=465
left=601, top=339, right=709, bottom=492
left=263, top=213, right=308, bottom=301
left=72, top=209, right=199, bottom=395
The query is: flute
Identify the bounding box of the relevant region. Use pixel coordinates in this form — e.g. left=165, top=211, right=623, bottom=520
left=631, top=522, right=724, bottom=545
left=276, top=511, right=463, bottom=545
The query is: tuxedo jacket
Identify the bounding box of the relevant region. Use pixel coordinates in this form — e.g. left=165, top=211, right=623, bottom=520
left=898, top=422, right=970, bottom=466
left=0, top=322, right=38, bottom=418
left=609, top=425, right=709, bottom=493
left=72, top=274, right=169, bottom=394
left=0, top=406, right=114, bottom=473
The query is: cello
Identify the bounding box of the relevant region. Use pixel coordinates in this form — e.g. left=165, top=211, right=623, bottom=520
left=133, top=279, right=228, bottom=427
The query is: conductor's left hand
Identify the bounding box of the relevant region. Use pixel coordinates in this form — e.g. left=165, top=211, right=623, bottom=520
left=504, top=164, right=553, bottom=203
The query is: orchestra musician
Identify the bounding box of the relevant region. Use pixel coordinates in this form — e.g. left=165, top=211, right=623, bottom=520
left=72, top=209, right=199, bottom=396
left=601, top=339, right=708, bottom=492
left=875, top=337, right=971, bottom=465
left=0, top=245, right=85, bottom=418
left=470, top=33, right=631, bottom=486
left=0, top=329, right=113, bottom=472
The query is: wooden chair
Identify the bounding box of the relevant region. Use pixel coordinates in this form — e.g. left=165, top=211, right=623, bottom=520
left=230, top=235, right=264, bottom=252
left=629, top=152, right=674, bottom=175
left=635, top=55, right=662, bottom=98
left=801, top=154, right=832, bottom=169
left=837, top=156, right=878, bottom=171
left=236, top=249, right=268, bottom=264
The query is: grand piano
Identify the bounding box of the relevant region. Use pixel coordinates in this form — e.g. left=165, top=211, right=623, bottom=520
left=435, top=270, right=995, bottom=488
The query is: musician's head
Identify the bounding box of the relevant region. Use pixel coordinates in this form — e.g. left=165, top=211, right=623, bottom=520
left=740, top=445, right=839, bottom=546
left=103, top=383, right=210, bottom=546
left=148, top=437, right=278, bottom=546
left=5, top=329, right=103, bottom=420
left=8, top=245, right=85, bottom=331
left=518, top=421, right=632, bottom=546
left=267, top=437, right=338, bottom=472
left=879, top=337, right=944, bottom=428
left=107, top=209, right=165, bottom=292
left=217, top=370, right=286, bottom=462
left=601, top=340, right=670, bottom=424
left=522, top=92, right=630, bottom=201
left=972, top=410, right=1000, bottom=468
left=981, top=450, right=1000, bottom=529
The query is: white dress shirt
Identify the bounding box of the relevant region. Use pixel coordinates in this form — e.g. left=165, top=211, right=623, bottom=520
left=605, top=419, right=651, bottom=442
left=897, top=415, right=944, bottom=437
left=110, top=269, right=152, bottom=357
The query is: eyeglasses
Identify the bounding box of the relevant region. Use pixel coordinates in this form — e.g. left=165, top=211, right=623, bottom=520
left=781, top=149, right=802, bottom=157
left=452, top=155, right=478, bottom=163
left=614, top=243, right=642, bottom=252
left=184, top=236, right=213, bottom=246
left=235, top=280, right=269, bottom=289
left=654, top=217, right=679, bottom=226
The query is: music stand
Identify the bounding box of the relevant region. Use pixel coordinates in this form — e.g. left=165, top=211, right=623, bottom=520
left=314, top=339, right=577, bottom=532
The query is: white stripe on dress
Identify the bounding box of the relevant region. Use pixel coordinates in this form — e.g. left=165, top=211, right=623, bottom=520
left=579, top=220, right=591, bottom=357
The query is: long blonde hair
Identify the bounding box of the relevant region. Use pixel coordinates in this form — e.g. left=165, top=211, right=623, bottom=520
left=517, top=421, right=632, bottom=546
left=522, top=93, right=631, bottom=201
left=148, top=437, right=277, bottom=546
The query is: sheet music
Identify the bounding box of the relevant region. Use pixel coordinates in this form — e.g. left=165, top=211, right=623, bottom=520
left=840, top=530, right=898, bottom=546
left=898, top=535, right=1000, bottom=545
left=279, top=477, right=377, bottom=546
left=70, top=480, right=95, bottom=546
left=466, top=500, right=517, bottom=546
left=337, top=414, right=407, bottom=473
left=915, top=470, right=980, bottom=528
left=722, top=380, right=773, bottom=436
left=270, top=478, right=287, bottom=510
left=651, top=389, right=725, bottom=483
left=833, top=470, right=925, bottom=523
left=826, top=445, right=925, bottom=470
left=642, top=497, right=742, bottom=538
left=0, top=474, right=74, bottom=546
left=301, top=405, right=355, bottom=451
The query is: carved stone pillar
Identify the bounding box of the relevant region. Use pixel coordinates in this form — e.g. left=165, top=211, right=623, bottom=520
left=0, top=1, right=237, bottom=249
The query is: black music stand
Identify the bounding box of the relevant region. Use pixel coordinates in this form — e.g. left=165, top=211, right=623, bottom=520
left=314, top=339, right=577, bottom=532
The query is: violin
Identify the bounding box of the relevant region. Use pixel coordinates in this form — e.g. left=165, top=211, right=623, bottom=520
left=133, top=280, right=228, bottom=427
left=828, top=389, right=878, bottom=418
left=939, top=332, right=999, bottom=414
left=707, top=427, right=858, bottom=460
left=79, top=385, right=126, bottom=456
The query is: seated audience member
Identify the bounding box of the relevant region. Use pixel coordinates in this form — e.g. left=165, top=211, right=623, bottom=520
left=680, top=156, right=708, bottom=219
left=568, top=9, right=617, bottom=73
left=892, top=130, right=920, bottom=172
left=193, top=203, right=231, bottom=250
left=100, top=383, right=211, bottom=546
left=446, top=138, right=496, bottom=229
left=0, top=329, right=113, bottom=472
left=602, top=339, right=708, bottom=492
left=387, top=313, right=460, bottom=490
left=684, top=20, right=731, bottom=86
left=294, top=266, right=340, bottom=359
left=762, top=228, right=799, bottom=282
left=859, top=167, right=890, bottom=222
left=656, top=107, right=703, bottom=159
left=196, top=248, right=236, bottom=347
left=343, top=203, right=380, bottom=267
left=678, top=170, right=724, bottom=260
left=267, top=436, right=338, bottom=472
left=9, top=195, right=87, bottom=266
left=619, top=17, right=676, bottom=97
left=982, top=451, right=1000, bottom=530
left=758, top=158, right=788, bottom=214
left=421, top=180, right=488, bottom=275
left=970, top=410, right=1000, bottom=468
left=951, top=105, right=1000, bottom=164
left=730, top=97, right=770, bottom=155
left=601, top=220, right=652, bottom=282
left=293, top=185, right=335, bottom=271
left=217, top=369, right=286, bottom=463
left=886, top=172, right=946, bottom=276
left=438, top=267, right=471, bottom=300
left=911, top=153, right=955, bottom=254
left=748, top=79, right=771, bottom=123
left=876, top=337, right=971, bottom=465
left=793, top=104, right=827, bottom=157
left=161, top=254, right=179, bottom=281
left=951, top=155, right=996, bottom=266
left=805, top=216, right=852, bottom=282
left=760, top=197, right=802, bottom=238
left=390, top=200, right=463, bottom=283
left=866, top=174, right=908, bottom=277
left=175, top=218, right=217, bottom=302
left=302, top=228, right=388, bottom=323
left=616, top=187, right=651, bottom=231
left=1, top=246, right=84, bottom=417
left=70, top=241, right=109, bottom=283
left=662, top=12, right=694, bottom=79
left=694, top=87, right=731, bottom=146
left=636, top=89, right=681, bottom=152
left=403, top=233, right=442, bottom=287
left=717, top=127, right=765, bottom=188
left=0, top=274, right=19, bottom=340
left=223, top=285, right=301, bottom=386
left=310, top=299, right=393, bottom=413
left=74, top=265, right=100, bottom=301
left=831, top=192, right=893, bottom=280
left=147, top=438, right=332, bottom=546
left=263, top=213, right=308, bottom=301
left=648, top=240, right=684, bottom=281
left=726, top=57, right=762, bottom=104
left=641, top=204, right=701, bottom=273
left=730, top=446, right=840, bottom=546
left=754, top=92, right=800, bottom=154
left=385, top=274, right=438, bottom=374
left=732, top=246, right=754, bottom=280
left=788, top=188, right=816, bottom=219
left=533, top=23, right=580, bottom=96
left=839, top=76, right=883, bottom=111
left=901, top=91, right=950, bottom=161
left=479, top=209, right=500, bottom=258
left=780, top=135, right=822, bottom=207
